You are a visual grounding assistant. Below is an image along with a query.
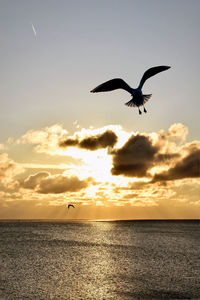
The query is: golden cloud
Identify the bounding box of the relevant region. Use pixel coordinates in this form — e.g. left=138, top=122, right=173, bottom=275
left=21, top=172, right=93, bottom=194
left=167, top=123, right=189, bottom=141
left=22, top=172, right=49, bottom=189
left=0, top=144, right=6, bottom=150
left=19, top=124, right=68, bottom=154
left=0, top=153, right=24, bottom=188
left=13, top=122, right=200, bottom=202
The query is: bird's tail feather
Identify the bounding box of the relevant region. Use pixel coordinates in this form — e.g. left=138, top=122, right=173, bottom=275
left=125, top=99, right=136, bottom=107
left=125, top=94, right=152, bottom=107
left=143, top=94, right=152, bottom=104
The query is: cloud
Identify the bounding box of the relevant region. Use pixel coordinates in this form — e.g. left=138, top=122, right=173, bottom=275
left=22, top=172, right=49, bottom=189
left=59, top=130, right=117, bottom=151
left=152, top=148, right=200, bottom=182
left=127, top=181, right=148, bottom=190
left=19, top=124, right=68, bottom=154
left=155, top=152, right=180, bottom=164
left=123, top=193, right=138, bottom=199
left=109, top=124, right=200, bottom=182
left=21, top=172, right=92, bottom=194
left=167, top=123, right=188, bottom=141
left=0, top=144, right=6, bottom=151
left=111, top=134, right=159, bottom=177
left=1, top=122, right=200, bottom=220
left=37, top=175, right=91, bottom=194
left=0, top=153, right=24, bottom=188
left=13, top=122, right=200, bottom=186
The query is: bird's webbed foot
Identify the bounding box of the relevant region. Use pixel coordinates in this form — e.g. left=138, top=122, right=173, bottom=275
left=139, top=108, right=142, bottom=115
left=144, top=107, right=147, bottom=113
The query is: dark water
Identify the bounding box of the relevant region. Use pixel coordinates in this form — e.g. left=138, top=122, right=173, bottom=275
left=0, top=220, right=199, bottom=300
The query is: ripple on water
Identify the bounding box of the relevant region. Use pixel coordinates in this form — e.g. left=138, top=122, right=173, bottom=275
left=0, top=220, right=199, bottom=299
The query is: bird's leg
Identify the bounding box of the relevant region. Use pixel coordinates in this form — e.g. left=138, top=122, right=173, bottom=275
left=143, top=105, right=147, bottom=113
left=138, top=108, right=142, bottom=115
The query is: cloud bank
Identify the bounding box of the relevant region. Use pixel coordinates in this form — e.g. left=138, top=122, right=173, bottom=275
left=3, top=122, right=197, bottom=219
left=18, top=122, right=200, bottom=183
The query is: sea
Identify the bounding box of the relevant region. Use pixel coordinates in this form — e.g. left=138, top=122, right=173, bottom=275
left=0, top=220, right=199, bottom=300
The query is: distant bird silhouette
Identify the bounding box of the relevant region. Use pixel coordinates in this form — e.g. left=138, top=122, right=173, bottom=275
left=90, top=66, right=171, bottom=114
left=68, top=204, right=75, bottom=209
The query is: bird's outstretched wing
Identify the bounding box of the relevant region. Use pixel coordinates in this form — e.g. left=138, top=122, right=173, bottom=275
left=90, top=78, right=132, bottom=94
left=68, top=204, right=75, bottom=209
left=139, top=66, right=171, bottom=88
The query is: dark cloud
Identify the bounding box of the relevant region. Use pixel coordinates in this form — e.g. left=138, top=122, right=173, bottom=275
left=182, top=141, right=200, bottom=153
left=37, top=175, right=91, bottom=194
left=123, top=193, right=138, bottom=199
left=59, top=130, right=117, bottom=151
left=155, top=153, right=180, bottom=163
left=60, top=138, right=78, bottom=147
left=127, top=181, right=149, bottom=190
left=111, top=134, right=159, bottom=177
left=21, top=172, right=92, bottom=194
left=152, top=149, right=200, bottom=182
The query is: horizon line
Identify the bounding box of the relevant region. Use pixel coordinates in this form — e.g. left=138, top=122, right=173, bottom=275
left=0, top=218, right=199, bottom=222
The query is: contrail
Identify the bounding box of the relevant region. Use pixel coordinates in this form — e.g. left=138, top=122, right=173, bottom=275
left=31, top=23, right=37, bottom=37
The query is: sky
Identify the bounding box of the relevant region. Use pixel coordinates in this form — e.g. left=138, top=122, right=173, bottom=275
left=0, top=0, right=200, bottom=219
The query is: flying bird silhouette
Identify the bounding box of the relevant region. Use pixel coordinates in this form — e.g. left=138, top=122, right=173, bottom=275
left=68, top=204, right=75, bottom=209
left=90, top=66, right=171, bottom=114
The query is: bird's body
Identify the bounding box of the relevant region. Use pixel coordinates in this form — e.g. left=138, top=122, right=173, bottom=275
left=90, top=66, right=170, bottom=114
left=125, top=88, right=152, bottom=113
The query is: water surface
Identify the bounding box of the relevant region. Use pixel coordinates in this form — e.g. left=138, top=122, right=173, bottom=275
left=0, top=220, right=199, bottom=299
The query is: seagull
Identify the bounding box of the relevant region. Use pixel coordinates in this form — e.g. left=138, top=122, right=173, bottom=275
left=68, top=204, right=75, bottom=209
left=90, top=66, right=171, bottom=114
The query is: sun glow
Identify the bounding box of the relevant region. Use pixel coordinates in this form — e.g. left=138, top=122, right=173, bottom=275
left=1, top=121, right=199, bottom=219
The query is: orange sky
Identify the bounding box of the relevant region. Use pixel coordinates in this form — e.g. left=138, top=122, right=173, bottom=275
left=0, top=122, right=199, bottom=219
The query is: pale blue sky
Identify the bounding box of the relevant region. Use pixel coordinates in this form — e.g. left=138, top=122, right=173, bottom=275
left=0, top=0, right=200, bottom=141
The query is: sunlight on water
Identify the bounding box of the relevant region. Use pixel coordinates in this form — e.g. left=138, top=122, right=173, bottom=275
left=0, top=220, right=199, bottom=299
